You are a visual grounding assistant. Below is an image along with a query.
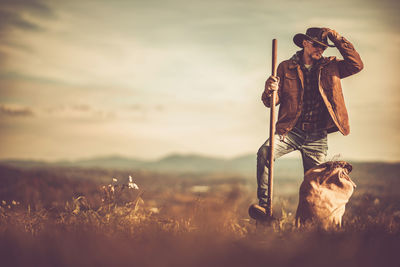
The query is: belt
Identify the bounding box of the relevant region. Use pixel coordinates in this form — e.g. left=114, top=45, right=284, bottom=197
left=296, top=122, right=322, bottom=132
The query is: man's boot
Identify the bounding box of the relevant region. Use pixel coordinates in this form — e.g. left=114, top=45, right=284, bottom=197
left=248, top=204, right=269, bottom=220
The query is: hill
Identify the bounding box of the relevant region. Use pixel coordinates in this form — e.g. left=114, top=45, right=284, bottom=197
left=1, top=154, right=399, bottom=182
left=0, top=153, right=302, bottom=176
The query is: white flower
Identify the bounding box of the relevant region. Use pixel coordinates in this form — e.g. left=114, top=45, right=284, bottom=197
left=128, top=176, right=139, bottom=189
left=109, top=185, right=115, bottom=192
left=131, top=183, right=139, bottom=190
left=112, top=178, right=118, bottom=183
left=129, top=182, right=139, bottom=190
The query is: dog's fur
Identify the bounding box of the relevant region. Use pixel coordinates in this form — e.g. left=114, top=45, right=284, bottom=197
left=295, top=161, right=356, bottom=229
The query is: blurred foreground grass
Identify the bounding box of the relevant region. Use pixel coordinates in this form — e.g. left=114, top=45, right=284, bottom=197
left=0, top=164, right=399, bottom=267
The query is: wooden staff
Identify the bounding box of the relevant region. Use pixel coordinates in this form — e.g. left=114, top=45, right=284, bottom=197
left=267, top=39, right=278, bottom=217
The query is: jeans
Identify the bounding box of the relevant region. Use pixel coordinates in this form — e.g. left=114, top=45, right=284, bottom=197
left=257, top=127, right=328, bottom=206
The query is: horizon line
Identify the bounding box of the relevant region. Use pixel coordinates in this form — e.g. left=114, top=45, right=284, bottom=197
left=0, top=152, right=399, bottom=164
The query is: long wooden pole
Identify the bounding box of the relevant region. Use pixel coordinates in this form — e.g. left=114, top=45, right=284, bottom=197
left=267, top=39, right=278, bottom=217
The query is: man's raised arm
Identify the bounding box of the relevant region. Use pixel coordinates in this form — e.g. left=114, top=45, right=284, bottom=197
left=324, top=28, right=364, bottom=79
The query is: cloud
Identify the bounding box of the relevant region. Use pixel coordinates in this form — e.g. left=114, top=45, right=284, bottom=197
left=0, top=0, right=51, bottom=13
left=0, top=0, right=53, bottom=35
left=0, top=102, right=114, bottom=121
left=0, top=104, right=34, bottom=117
left=41, top=104, right=117, bottom=122
left=128, top=104, right=165, bottom=112
left=71, top=104, right=91, bottom=112
left=0, top=9, right=41, bottom=32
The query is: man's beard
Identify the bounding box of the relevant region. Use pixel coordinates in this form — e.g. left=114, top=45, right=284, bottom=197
left=311, top=52, right=323, bottom=61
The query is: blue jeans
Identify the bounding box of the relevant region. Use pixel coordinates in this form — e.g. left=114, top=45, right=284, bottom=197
left=257, top=127, right=328, bottom=206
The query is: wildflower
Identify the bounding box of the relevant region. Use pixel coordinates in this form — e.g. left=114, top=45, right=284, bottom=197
left=12, top=200, right=17, bottom=205
left=108, top=184, right=115, bottom=193
left=128, top=175, right=139, bottom=189
left=112, top=178, right=118, bottom=183
left=149, top=207, right=160, bottom=214
left=1, top=200, right=5, bottom=205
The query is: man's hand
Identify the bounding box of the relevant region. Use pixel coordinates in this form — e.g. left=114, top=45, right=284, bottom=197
left=322, top=28, right=342, bottom=42
left=264, top=75, right=280, bottom=97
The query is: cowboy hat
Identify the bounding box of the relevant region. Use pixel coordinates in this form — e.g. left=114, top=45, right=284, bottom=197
left=293, top=27, right=335, bottom=48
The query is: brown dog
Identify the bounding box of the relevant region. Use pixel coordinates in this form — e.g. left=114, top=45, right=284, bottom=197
left=295, top=161, right=356, bottom=229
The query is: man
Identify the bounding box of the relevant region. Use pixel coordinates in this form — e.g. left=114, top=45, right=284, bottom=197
left=249, top=27, right=363, bottom=220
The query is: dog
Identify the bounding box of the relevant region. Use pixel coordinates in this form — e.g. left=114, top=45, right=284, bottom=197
left=295, top=161, right=356, bottom=229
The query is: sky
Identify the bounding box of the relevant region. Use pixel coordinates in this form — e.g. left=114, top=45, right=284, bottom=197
left=0, top=0, right=399, bottom=162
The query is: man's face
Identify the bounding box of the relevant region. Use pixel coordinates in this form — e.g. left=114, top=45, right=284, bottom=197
left=303, top=40, right=327, bottom=61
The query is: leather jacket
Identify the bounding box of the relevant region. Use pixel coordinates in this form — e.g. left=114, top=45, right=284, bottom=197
left=262, top=36, right=363, bottom=136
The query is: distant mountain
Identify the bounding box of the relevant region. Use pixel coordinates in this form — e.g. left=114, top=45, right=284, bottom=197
left=56, top=155, right=146, bottom=169
left=146, top=153, right=226, bottom=173
left=1, top=154, right=398, bottom=180
left=0, top=159, right=50, bottom=168
left=0, top=153, right=258, bottom=175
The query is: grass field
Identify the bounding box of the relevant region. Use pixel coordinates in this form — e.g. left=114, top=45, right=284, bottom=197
left=0, top=163, right=399, bottom=267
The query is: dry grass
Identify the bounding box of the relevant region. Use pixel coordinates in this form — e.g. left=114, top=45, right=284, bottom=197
left=0, top=165, right=399, bottom=267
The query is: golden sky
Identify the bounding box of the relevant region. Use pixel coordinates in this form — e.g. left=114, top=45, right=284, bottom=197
left=0, top=0, right=399, bottom=161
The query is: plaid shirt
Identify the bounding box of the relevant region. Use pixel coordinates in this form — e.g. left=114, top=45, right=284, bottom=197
left=297, top=63, right=329, bottom=127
